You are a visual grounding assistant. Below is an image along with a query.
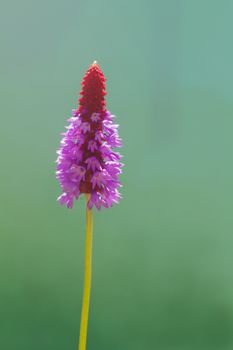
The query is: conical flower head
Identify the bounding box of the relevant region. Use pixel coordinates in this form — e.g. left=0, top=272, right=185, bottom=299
left=56, top=62, right=123, bottom=209
left=78, top=61, right=106, bottom=113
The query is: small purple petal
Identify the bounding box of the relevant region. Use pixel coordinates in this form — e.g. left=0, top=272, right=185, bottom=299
left=69, top=164, right=86, bottom=181
left=58, top=193, right=74, bottom=208
left=95, top=131, right=103, bottom=142
left=72, top=109, right=78, bottom=116
left=88, top=140, right=98, bottom=152
left=80, top=122, right=90, bottom=133
left=85, top=157, right=101, bottom=171
left=91, top=112, right=101, bottom=122
left=91, top=171, right=107, bottom=188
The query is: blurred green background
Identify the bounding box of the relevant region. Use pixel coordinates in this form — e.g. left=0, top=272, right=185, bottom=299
left=1, top=0, right=233, bottom=349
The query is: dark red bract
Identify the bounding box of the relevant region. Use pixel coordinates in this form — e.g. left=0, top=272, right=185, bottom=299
left=78, top=62, right=107, bottom=114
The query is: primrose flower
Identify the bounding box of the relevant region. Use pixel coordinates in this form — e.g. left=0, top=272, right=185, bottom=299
left=56, top=61, right=123, bottom=209
left=87, top=140, right=98, bottom=152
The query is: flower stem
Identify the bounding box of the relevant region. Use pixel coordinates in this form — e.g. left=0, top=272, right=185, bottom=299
left=78, top=194, right=93, bottom=350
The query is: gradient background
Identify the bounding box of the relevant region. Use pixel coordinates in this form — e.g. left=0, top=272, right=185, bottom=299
left=1, top=1, right=233, bottom=349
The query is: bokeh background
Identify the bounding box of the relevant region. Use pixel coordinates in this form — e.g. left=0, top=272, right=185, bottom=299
left=1, top=1, right=233, bottom=349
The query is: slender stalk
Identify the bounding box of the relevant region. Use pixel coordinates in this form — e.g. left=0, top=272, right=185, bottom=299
left=78, top=194, right=93, bottom=350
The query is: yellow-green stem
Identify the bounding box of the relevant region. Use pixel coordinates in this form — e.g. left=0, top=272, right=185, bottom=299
left=78, top=194, right=93, bottom=350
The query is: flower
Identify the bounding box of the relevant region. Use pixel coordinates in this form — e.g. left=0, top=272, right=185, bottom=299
left=69, top=164, right=86, bottom=181
left=56, top=61, right=123, bottom=209
left=80, top=122, right=91, bottom=133
left=87, top=140, right=98, bottom=152
left=91, top=112, right=101, bottom=122
left=85, top=156, right=101, bottom=172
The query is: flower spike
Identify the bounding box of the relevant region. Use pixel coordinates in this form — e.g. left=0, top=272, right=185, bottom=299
left=56, top=61, right=123, bottom=209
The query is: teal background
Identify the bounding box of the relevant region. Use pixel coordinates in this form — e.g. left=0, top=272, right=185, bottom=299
left=1, top=1, right=233, bottom=349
